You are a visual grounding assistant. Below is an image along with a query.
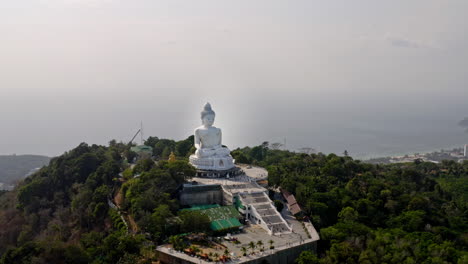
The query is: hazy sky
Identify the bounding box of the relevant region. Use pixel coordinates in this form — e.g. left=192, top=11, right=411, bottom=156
left=1, top=0, right=468, bottom=157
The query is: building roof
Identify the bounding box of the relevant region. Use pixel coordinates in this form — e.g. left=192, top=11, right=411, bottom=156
left=281, top=188, right=292, bottom=199
left=199, top=205, right=241, bottom=221
left=210, top=217, right=242, bottom=231
left=286, top=194, right=298, bottom=206
left=130, top=145, right=153, bottom=154
left=181, top=204, right=220, bottom=211
left=289, top=203, right=302, bottom=215
left=281, top=188, right=303, bottom=216
left=182, top=205, right=242, bottom=232
left=181, top=184, right=222, bottom=193
left=182, top=204, right=240, bottom=219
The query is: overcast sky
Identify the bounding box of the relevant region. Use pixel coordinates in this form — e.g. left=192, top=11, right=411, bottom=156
left=1, top=0, right=468, bottom=157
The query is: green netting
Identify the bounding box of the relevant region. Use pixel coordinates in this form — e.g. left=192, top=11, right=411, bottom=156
left=200, top=205, right=240, bottom=222
left=180, top=204, right=242, bottom=232
left=210, top=217, right=242, bottom=231
left=234, top=196, right=245, bottom=210
left=210, top=221, right=223, bottom=231
left=130, top=145, right=153, bottom=153
left=181, top=204, right=220, bottom=212
left=228, top=218, right=241, bottom=227
left=218, top=219, right=228, bottom=229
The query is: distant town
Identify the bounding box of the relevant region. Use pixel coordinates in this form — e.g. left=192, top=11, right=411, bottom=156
left=366, top=145, right=468, bottom=164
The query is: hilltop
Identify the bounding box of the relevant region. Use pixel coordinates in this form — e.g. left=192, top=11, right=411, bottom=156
left=0, top=139, right=466, bottom=264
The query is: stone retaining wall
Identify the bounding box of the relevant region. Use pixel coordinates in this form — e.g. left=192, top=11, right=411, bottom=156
left=157, top=239, right=317, bottom=264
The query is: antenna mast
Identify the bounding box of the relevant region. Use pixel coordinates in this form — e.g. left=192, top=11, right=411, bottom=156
left=140, top=121, right=144, bottom=145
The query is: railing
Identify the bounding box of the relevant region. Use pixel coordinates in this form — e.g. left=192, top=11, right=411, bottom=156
left=107, top=197, right=129, bottom=234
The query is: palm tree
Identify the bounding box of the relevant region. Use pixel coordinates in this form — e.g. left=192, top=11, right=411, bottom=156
left=213, top=252, right=219, bottom=262
left=257, top=240, right=264, bottom=251
left=268, top=239, right=275, bottom=249
left=189, top=245, right=200, bottom=254
left=249, top=241, right=256, bottom=254
left=169, top=236, right=177, bottom=245
left=241, top=246, right=248, bottom=256
left=224, top=248, right=230, bottom=257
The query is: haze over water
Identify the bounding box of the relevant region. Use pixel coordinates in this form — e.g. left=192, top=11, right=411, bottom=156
left=1, top=1, right=468, bottom=158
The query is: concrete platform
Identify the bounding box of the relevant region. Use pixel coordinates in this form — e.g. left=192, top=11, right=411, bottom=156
left=157, top=205, right=319, bottom=264
left=237, top=164, right=268, bottom=181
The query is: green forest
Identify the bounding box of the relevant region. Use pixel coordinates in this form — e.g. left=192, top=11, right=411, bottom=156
left=233, top=144, right=468, bottom=264
left=0, top=138, right=466, bottom=263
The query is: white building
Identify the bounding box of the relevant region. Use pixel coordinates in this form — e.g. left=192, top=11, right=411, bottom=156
left=222, top=182, right=292, bottom=235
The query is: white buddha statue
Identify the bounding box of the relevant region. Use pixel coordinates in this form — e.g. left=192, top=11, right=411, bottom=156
left=189, top=103, right=235, bottom=171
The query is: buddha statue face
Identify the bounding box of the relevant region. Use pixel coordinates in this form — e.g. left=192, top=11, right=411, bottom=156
left=200, top=103, right=216, bottom=127
left=202, top=114, right=215, bottom=127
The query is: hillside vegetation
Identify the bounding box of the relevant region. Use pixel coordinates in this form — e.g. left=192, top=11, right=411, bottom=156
left=0, top=137, right=196, bottom=264
left=0, top=140, right=466, bottom=263
left=233, top=143, right=468, bottom=263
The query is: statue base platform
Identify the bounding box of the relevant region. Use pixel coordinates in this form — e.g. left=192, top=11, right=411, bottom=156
left=189, top=154, right=235, bottom=171
left=193, top=166, right=243, bottom=178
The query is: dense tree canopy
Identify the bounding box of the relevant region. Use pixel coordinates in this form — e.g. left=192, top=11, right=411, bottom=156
left=0, top=137, right=196, bottom=263
left=121, top=159, right=196, bottom=241
left=1, top=139, right=466, bottom=263
left=144, top=135, right=195, bottom=159
left=233, top=145, right=468, bottom=263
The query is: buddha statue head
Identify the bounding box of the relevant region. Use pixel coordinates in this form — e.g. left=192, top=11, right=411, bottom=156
left=201, top=102, right=215, bottom=127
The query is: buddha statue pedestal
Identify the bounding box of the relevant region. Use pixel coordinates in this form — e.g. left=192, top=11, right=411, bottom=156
left=190, top=155, right=242, bottom=178
left=189, top=154, right=235, bottom=171
left=189, top=103, right=241, bottom=178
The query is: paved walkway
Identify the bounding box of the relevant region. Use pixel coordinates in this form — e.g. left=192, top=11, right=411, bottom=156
left=237, top=164, right=268, bottom=181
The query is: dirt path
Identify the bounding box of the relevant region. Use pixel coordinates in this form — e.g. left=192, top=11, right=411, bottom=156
left=114, top=188, right=124, bottom=208
left=127, top=214, right=139, bottom=233
left=113, top=186, right=139, bottom=233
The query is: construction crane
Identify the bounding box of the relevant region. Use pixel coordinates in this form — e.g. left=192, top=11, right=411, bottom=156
left=129, top=129, right=141, bottom=145
left=129, top=122, right=144, bottom=145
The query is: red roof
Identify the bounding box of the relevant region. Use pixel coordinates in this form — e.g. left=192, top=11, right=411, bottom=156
left=289, top=203, right=302, bottom=215
left=281, top=188, right=302, bottom=215
left=286, top=195, right=298, bottom=206
left=281, top=188, right=292, bottom=199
